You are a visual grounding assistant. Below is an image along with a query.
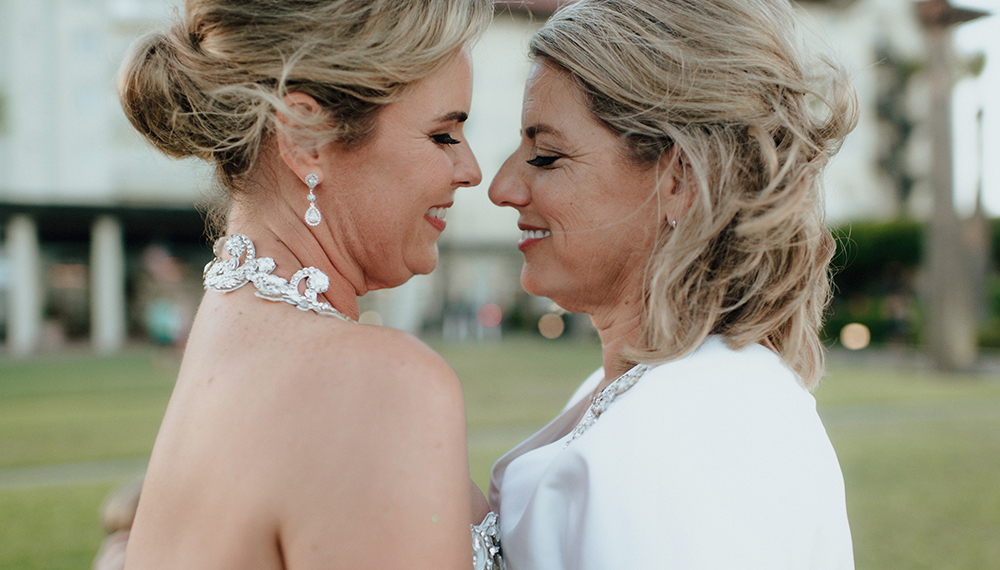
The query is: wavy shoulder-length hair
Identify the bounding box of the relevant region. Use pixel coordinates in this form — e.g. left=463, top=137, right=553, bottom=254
left=531, top=0, right=858, bottom=388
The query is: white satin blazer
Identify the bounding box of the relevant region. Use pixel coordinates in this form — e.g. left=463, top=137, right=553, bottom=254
left=489, top=337, right=854, bottom=570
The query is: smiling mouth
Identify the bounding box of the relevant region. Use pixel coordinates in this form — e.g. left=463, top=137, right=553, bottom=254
left=518, top=229, right=552, bottom=250
left=426, top=206, right=448, bottom=221
left=425, top=206, right=448, bottom=231
left=520, top=229, right=551, bottom=241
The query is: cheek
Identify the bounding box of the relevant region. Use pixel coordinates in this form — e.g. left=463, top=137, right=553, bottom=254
left=405, top=154, right=453, bottom=194
left=561, top=207, right=656, bottom=264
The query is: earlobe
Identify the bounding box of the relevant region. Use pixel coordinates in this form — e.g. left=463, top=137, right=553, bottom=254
left=659, top=146, right=695, bottom=226
left=665, top=185, right=695, bottom=229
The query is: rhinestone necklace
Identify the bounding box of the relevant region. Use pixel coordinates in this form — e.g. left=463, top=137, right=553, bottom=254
left=564, top=363, right=651, bottom=447
left=203, top=234, right=356, bottom=323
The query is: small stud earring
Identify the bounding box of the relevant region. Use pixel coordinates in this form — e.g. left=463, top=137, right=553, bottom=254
left=670, top=219, right=677, bottom=228
left=304, top=173, right=321, bottom=227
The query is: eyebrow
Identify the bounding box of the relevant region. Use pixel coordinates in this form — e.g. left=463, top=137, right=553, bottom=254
left=524, top=124, right=562, bottom=139
left=435, top=111, right=469, bottom=123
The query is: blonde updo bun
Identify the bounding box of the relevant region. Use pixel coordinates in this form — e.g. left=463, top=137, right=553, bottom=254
left=533, top=0, right=859, bottom=387
left=118, top=0, right=492, bottom=192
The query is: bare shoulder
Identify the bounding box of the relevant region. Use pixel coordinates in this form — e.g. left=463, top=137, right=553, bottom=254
left=137, top=307, right=470, bottom=568
left=314, top=322, right=463, bottom=411
left=259, top=323, right=471, bottom=567
left=248, top=318, right=468, bottom=457
left=343, top=324, right=459, bottom=383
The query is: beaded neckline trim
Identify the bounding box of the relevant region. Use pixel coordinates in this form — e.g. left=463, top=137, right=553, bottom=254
left=564, top=363, right=651, bottom=447
left=203, top=234, right=355, bottom=323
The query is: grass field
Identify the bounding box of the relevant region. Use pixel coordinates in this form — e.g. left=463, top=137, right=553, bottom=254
left=1, top=339, right=998, bottom=569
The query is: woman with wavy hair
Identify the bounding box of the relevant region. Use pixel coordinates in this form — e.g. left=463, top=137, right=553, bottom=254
left=115, top=1, right=499, bottom=568
left=488, top=0, right=858, bottom=568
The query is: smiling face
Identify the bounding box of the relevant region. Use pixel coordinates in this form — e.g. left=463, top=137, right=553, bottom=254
left=323, top=48, right=481, bottom=289
left=488, top=59, right=671, bottom=315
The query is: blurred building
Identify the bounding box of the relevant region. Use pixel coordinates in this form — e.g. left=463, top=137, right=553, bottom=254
left=0, top=0, right=215, bottom=354
left=0, top=0, right=986, bottom=352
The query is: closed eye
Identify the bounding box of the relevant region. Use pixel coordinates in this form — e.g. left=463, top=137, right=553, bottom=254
left=432, top=133, right=461, bottom=145
left=526, top=155, right=559, bottom=167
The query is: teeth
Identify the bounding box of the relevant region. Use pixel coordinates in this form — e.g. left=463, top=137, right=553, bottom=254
left=520, top=229, right=552, bottom=241
left=426, top=207, right=448, bottom=220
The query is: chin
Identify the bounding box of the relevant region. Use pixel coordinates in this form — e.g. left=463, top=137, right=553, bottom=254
left=520, top=267, right=555, bottom=300
left=407, top=247, right=439, bottom=277
left=521, top=269, right=586, bottom=314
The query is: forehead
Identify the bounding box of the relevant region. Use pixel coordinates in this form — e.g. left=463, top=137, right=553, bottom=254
left=522, top=60, right=586, bottom=119
left=383, top=49, right=474, bottom=124
left=521, top=59, right=615, bottom=147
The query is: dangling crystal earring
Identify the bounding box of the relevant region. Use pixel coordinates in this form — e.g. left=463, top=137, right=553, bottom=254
left=304, top=173, right=321, bottom=226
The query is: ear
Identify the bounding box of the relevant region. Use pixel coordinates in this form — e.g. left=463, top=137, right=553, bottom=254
left=657, top=146, right=695, bottom=227
left=275, top=92, right=325, bottom=183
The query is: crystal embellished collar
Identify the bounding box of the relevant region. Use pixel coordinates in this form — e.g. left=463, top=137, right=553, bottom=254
left=203, top=234, right=356, bottom=323
left=564, top=363, right=651, bottom=447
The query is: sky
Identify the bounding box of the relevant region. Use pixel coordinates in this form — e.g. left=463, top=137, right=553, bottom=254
left=952, top=1, right=999, bottom=216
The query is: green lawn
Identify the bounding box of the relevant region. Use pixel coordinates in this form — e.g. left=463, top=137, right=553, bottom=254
left=813, top=362, right=1000, bottom=570
left=1, top=340, right=998, bottom=569
left=0, top=352, right=177, bottom=470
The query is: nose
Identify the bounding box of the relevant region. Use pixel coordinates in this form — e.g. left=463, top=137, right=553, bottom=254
left=455, top=143, right=483, bottom=188
left=488, top=151, right=530, bottom=208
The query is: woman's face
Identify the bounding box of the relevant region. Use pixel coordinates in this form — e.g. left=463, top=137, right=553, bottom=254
left=488, top=60, right=668, bottom=314
left=325, top=48, right=481, bottom=289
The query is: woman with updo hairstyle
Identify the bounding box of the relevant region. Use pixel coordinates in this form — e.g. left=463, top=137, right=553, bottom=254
left=116, top=1, right=501, bottom=569
left=488, top=0, right=858, bottom=568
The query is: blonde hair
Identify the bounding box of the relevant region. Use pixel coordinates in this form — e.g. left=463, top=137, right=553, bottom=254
left=118, top=0, right=492, bottom=193
left=532, top=0, right=858, bottom=388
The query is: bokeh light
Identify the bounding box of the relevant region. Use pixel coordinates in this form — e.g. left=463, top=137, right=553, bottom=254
left=477, top=303, right=503, bottom=328
left=538, top=313, right=565, bottom=339
left=840, top=323, right=871, bottom=350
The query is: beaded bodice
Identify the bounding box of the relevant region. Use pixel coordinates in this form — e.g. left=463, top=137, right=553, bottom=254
left=472, top=512, right=504, bottom=570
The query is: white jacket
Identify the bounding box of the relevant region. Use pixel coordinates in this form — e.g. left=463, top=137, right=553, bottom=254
left=489, top=337, right=854, bottom=570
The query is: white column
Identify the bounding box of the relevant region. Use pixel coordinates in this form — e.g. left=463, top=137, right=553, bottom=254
left=90, top=216, right=126, bottom=353
left=7, top=216, right=43, bottom=355
left=924, top=26, right=977, bottom=371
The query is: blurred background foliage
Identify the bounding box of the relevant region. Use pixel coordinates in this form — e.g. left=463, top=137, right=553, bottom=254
left=824, top=218, right=1000, bottom=348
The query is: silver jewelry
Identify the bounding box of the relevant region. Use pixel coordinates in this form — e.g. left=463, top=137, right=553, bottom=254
left=471, top=511, right=505, bottom=570
left=564, top=363, right=651, bottom=447
left=304, top=173, right=321, bottom=226
left=670, top=219, right=677, bottom=228
left=203, top=234, right=354, bottom=322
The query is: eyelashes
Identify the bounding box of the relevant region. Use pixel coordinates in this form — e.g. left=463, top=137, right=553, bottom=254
left=432, top=133, right=461, bottom=145
left=526, top=155, right=559, bottom=167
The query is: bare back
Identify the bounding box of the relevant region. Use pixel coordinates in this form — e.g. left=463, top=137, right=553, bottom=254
left=125, top=287, right=471, bottom=569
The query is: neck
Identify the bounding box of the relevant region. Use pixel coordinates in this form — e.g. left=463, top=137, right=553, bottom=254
left=589, top=299, right=646, bottom=389
left=226, top=203, right=364, bottom=321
